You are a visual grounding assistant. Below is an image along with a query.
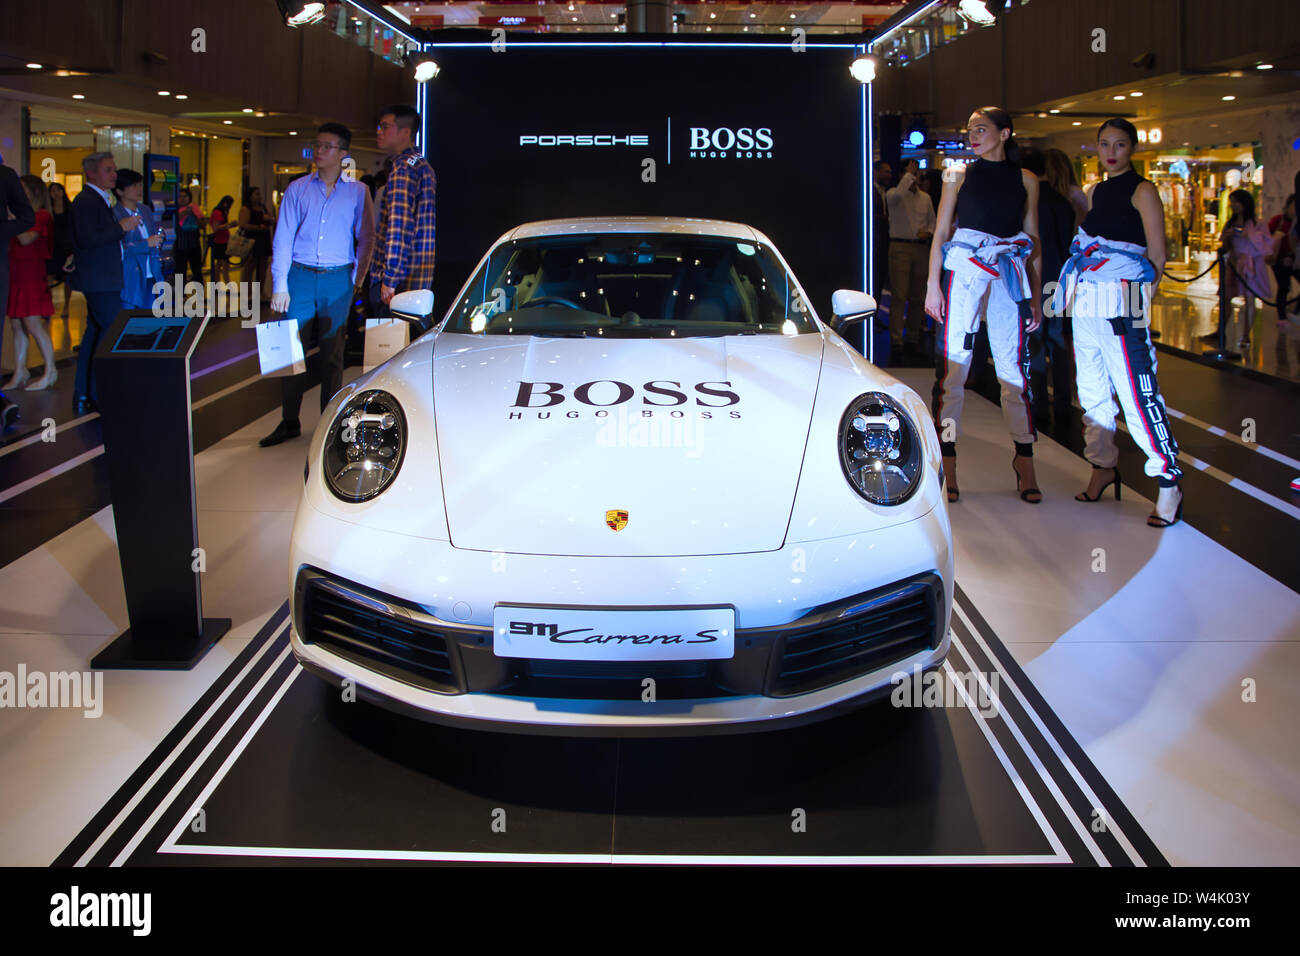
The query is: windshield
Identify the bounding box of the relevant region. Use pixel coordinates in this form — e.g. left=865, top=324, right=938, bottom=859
left=444, top=233, right=817, bottom=337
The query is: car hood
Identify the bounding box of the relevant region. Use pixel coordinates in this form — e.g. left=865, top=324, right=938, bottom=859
left=432, top=332, right=824, bottom=556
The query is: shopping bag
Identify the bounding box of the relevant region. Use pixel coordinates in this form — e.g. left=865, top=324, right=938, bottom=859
left=226, top=229, right=254, bottom=261
left=256, top=318, right=306, bottom=377
left=363, top=318, right=410, bottom=372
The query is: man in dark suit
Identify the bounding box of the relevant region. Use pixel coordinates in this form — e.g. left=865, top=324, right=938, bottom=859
left=71, top=152, right=139, bottom=414
left=0, top=156, right=36, bottom=429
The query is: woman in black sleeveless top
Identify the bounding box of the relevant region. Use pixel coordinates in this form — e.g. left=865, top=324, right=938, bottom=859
left=925, top=107, right=1043, bottom=504
left=1064, top=118, right=1183, bottom=526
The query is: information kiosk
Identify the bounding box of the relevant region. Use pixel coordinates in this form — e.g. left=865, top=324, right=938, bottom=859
left=91, top=309, right=230, bottom=669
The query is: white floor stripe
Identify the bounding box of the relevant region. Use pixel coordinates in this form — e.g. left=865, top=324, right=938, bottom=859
left=190, top=347, right=258, bottom=381
left=157, top=844, right=1065, bottom=865
left=159, top=662, right=302, bottom=854
left=109, top=644, right=294, bottom=867
left=949, top=632, right=1108, bottom=865
left=0, top=347, right=318, bottom=502
left=1111, top=418, right=1300, bottom=520
left=73, top=621, right=288, bottom=867
left=952, top=603, right=1149, bottom=867
left=143, top=632, right=1071, bottom=865
left=0, top=447, right=104, bottom=505
left=0, top=413, right=98, bottom=459
left=940, top=659, right=1072, bottom=863
left=1164, top=406, right=1300, bottom=472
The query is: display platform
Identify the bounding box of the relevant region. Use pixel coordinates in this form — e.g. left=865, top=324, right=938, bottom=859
left=53, top=595, right=1162, bottom=866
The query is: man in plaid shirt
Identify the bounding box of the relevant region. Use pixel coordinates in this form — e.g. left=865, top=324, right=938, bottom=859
left=370, top=104, right=435, bottom=320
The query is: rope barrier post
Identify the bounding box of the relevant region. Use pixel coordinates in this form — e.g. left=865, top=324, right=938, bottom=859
left=1203, top=249, right=1242, bottom=362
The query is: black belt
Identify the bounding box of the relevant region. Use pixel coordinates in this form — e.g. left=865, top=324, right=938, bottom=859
left=890, top=237, right=930, bottom=244
left=293, top=262, right=351, bottom=273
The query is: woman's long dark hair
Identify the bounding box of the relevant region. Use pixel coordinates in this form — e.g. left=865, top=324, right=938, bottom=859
left=974, top=105, right=1020, bottom=165
left=243, top=185, right=262, bottom=207
left=1228, top=188, right=1257, bottom=225
left=215, top=194, right=234, bottom=216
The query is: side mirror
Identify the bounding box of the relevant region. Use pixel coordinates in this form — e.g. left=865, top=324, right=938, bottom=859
left=389, top=289, right=434, bottom=323
left=830, top=289, right=877, bottom=333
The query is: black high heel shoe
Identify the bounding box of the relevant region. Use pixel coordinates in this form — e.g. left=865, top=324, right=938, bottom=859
left=1012, top=456, right=1041, bottom=503
left=1075, top=466, right=1121, bottom=502
left=1147, top=484, right=1183, bottom=528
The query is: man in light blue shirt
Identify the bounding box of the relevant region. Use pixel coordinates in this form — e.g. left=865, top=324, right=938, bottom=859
left=261, top=122, right=375, bottom=447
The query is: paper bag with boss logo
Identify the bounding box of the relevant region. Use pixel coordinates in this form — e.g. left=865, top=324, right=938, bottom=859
left=363, top=319, right=410, bottom=372
left=255, top=318, right=307, bottom=377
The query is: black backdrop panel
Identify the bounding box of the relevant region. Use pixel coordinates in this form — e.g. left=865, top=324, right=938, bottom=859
left=424, top=40, right=865, bottom=327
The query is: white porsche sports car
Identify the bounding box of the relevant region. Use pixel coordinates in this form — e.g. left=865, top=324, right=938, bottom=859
left=288, top=217, right=953, bottom=734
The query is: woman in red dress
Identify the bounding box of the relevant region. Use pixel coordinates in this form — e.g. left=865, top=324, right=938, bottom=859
left=4, top=175, right=57, bottom=391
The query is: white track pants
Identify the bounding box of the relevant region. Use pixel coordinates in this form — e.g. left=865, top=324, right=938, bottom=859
left=1072, top=304, right=1182, bottom=482
left=931, top=267, right=1035, bottom=447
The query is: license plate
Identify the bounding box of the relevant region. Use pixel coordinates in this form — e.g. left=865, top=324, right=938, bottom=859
left=492, top=605, right=735, bottom=661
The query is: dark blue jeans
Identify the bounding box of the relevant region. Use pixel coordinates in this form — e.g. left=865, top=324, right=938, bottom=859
left=281, top=262, right=353, bottom=422
left=75, top=290, right=124, bottom=402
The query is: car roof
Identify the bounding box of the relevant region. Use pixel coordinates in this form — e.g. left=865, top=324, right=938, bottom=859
left=506, top=216, right=767, bottom=244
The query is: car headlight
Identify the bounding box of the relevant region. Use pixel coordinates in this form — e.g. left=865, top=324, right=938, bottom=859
left=323, top=390, right=407, bottom=502
left=839, top=392, right=924, bottom=505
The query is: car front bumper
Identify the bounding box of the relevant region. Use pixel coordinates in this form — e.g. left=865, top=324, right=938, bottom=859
left=287, top=504, right=952, bottom=734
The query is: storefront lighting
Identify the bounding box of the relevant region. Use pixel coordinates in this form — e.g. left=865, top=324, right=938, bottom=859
left=849, top=55, right=877, bottom=84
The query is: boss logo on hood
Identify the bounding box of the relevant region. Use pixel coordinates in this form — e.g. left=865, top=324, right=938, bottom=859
left=512, top=380, right=740, bottom=408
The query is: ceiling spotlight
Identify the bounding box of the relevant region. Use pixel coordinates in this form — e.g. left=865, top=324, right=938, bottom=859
left=158, top=90, right=171, bottom=96
left=1036, top=111, right=1047, bottom=118
left=413, top=56, right=440, bottom=83
left=275, top=0, right=325, bottom=27
left=710, top=11, right=716, bottom=18
left=1049, top=108, right=1060, bottom=114
left=1222, top=95, right=1235, bottom=101
left=849, top=55, right=877, bottom=84
left=1129, top=91, right=1143, bottom=97
left=175, top=94, right=188, bottom=100
left=26, top=63, right=42, bottom=70
left=789, top=12, right=795, bottom=18
left=1071, top=121, right=1082, bottom=126
left=72, top=94, right=85, bottom=100
left=955, top=1, right=997, bottom=26
left=289, top=130, right=298, bottom=135
left=223, top=120, right=233, bottom=125
left=243, top=107, right=254, bottom=113
left=1257, top=63, right=1273, bottom=70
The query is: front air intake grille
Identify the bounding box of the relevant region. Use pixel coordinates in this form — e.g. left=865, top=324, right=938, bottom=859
left=769, top=581, right=938, bottom=697
left=299, top=576, right=461, bottom=693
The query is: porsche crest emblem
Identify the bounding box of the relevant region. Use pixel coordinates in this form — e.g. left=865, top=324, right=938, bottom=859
left=605, top=509, right=629, bottom=532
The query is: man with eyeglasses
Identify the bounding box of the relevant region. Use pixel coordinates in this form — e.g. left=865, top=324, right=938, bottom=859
left=260, top=122, right=374, bottom=448
left=370, top=104, right=435, bottom=323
